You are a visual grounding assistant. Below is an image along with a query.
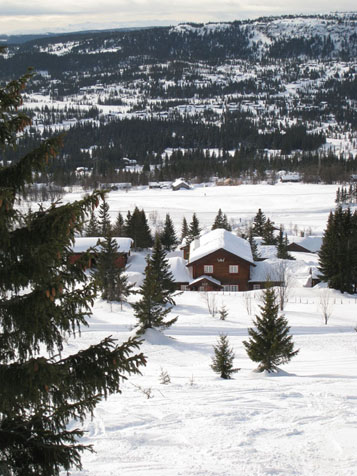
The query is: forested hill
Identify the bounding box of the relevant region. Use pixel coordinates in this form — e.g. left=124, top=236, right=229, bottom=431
left=1, top=13, right=357, bottom=77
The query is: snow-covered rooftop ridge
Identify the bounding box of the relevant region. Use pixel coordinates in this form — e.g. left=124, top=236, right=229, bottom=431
left=72, top=237, right=133, bottom=253
left=289, top=235, right=323, bottom=252
left=168, top=256, right=191, bottom=283
left=188, top=229, right=254, bottom=265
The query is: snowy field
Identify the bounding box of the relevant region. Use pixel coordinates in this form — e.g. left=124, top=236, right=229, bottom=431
left=60, top=183, right=357, bottom=476
left=67, top=182, right=340, bottom=236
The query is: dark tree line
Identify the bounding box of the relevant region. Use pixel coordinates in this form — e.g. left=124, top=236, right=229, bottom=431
left=318, top=206, right=357, bottom=294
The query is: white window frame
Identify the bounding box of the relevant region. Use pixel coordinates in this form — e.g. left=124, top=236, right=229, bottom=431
left=223, top=284, right=239, bottom=292
left=181, top=285, right=188, bottom=291
left=253, top=284, right=261, bottom=290
left=204, top=265, right=213, bottom=274
left=229, top=265, right=239, bottom=273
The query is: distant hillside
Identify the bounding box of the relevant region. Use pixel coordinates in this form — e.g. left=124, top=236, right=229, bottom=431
left=1, top=13, right=356, bottom=78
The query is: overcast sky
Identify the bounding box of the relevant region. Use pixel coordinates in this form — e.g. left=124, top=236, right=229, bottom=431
left=0, top=0, right=355, bottom=35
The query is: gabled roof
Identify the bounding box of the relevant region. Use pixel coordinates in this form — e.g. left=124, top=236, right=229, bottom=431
left=288, top=236, right=322, bottom=253
left=72, top=237, right=133, bottom=254
left=188, top=229, right=254, bottom=265
left=188, top=275, right=222, bottom=287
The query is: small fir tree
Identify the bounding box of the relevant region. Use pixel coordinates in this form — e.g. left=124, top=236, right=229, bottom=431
left=86, top=209, right=100, bottom=237
left=276, top=226, right=294, bottom=260
left=114, top=265, right=134, bottom=310
left=132, top=257, right=177, bottom=334
left=181, top=217, right=189, bottom=241
left=94, top=234, right=120, bottom=301
left=125, top=207, right=153, bottom=249
left=212, top=209, right=232, bottom=231
left=150, top=235, right=176, bottom=305
left=98, top=198, right=112, bottom=236
left=0, top=67, right=146, bottom=476
left=186, top=213, right=201, bottom=244
left=248, top=226, right=260, bottom=261
left=219, top=305, right=229, bottom=321
left=160, top=213, right=178, bottom=251
left=211, top=335, right=239, bottom=379
left=113, top=211, right=124, bottom=237
left=243, top=287, right=299, bottom=372
left=262, top=218, right=277, bottom=245
left=252, top=208, right=267, bottom=236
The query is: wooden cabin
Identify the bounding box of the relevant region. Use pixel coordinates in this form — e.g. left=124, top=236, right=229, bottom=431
left=186, top=229, right=255, bottom=292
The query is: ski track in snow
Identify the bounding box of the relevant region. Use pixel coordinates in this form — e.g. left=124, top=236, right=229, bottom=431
left=60, top=184, right=357, bottom=476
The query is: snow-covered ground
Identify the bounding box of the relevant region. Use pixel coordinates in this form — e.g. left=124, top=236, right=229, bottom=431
left=60, top=183, right=357, bottom=476
left=66, top=182, right=340, bottom=236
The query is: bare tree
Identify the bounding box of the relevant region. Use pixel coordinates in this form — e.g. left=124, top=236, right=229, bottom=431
left=319, top=288, right=334, bottom=325
left=243, top=292, right=253, bottom=316
left=201, top=292, right=218, bottom=317
left=270, top=260, right=294, bottom=311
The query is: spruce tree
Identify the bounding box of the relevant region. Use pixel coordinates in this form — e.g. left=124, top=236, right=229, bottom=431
left=243, top=287, right=299, bottom=372
left=276, top=226, right=294, bottom=260
left=212, top=209, right=232, bottom=231
left=126, top=207, right=153, bottom=249
left=0, top=69, right=146, bottom=475
left=113, top=265, right=134, bottom=310
left=181, top=217, right=189, bottom=242
left=160, top=213, right=178, bottom=251
left=211, top=335, right=239, bottom=379
left=318, top=206, right=357, bottom=293
left=86, top=209, right=100, bottom=237
left=248, top=226, right=260, bottom=261
left=93, top=233, right=120, bottom=301
left=187, top=213, right=201, bottom=244
left=219, top=305, right=229, bottom=321
left=98, top=198, right=111, bottom=236
left=252, top=208, right=267, bottom=236
left=262, top=218, right=277, bottom=245
left=113, top=211, right=124, bottom=237
left=132, top=257, right=177, bottom=334
left=150, top=235, right=176, bottom=305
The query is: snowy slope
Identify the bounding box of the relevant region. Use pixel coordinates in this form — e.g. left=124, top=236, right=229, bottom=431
left=56, top=182, right=357, bottom=476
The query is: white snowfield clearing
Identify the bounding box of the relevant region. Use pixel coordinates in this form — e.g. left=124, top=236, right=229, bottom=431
left=65, top=182, right=339, bottom=235
left=64, top=287, right=357, bottom=476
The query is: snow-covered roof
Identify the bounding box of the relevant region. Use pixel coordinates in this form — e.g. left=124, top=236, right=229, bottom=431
left=72, top=237, right=133, bottom=254
left=258, top=245, right=277, bottom=260
left=168, top=257, right=191, bottom=283
left=289, top=236, right=323, bottom=253
left=249, top=259, right=282, bottom=283
left=189, top=275, right=222, bottom=287
left=188, top=229, right=254, bottom=265
left=172, top=178, right=190, bottom=189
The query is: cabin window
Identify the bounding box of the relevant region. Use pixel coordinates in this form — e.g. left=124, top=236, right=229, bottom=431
left=229, top=265, right=239, bottom=273
left=253, top=284, right=261, bottom=290
left=181, top=285, right=188, bottom=291
left=204, top=265, right=213, bottom=274
left=223, top=285, right=239, bottom=292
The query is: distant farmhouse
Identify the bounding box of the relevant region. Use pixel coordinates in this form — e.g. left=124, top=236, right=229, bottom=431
left=172, top=178, right=191, bottom=191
